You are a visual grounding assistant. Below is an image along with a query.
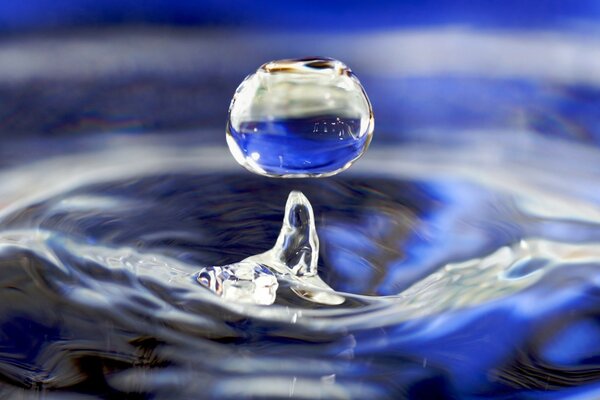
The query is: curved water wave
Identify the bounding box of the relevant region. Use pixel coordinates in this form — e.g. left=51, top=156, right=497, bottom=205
left=0, top=134, right=600, bottom=398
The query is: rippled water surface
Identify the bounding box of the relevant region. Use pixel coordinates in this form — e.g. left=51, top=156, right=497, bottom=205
left=1, top=24, right=600, bottom=398
left=1, top=126, right=599, bottom=399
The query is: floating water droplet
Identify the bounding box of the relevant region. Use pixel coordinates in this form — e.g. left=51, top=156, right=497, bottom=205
left=227, top=57, right=374, bottom=177
left=196, top=190, right=344, bottom=305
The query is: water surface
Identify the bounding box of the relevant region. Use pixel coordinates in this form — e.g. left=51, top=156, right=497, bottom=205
left=2, top=26, right=600, bottom=399
left=1, top=128, right=599, bottom=398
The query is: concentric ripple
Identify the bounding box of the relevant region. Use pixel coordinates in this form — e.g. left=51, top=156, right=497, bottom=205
left=0, top=132, right=600, bottom=398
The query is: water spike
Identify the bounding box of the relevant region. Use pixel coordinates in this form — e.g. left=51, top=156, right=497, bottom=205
left=272, top=190, right=318, bottom=277
left=196, top=190, right=344, bottom=306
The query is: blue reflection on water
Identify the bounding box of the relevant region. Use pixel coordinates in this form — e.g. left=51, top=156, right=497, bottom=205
left=0, top=6, right=599, bottom=396
left=0, top=149, right=599, bottom=398
left=228, top=117, right=369, bottom=176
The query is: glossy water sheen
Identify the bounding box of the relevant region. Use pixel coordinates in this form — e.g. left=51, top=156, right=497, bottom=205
left=226, top=58, right=374, bottom=177
left=197, top=191, right=344, bottom=306
left=4, top=26, right=600, bottom=399
left=1, top=130, right=600, bottom=398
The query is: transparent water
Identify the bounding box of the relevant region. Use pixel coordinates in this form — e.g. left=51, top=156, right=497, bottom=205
left=2, top=29, right=600, bottom=399
left=228, top=117, right=370, bottom=176
left=1, top=127, right=599, bottom=398
left=226, top=58, right=374, bottom=177
left=197, top=190, right=344, bottom=306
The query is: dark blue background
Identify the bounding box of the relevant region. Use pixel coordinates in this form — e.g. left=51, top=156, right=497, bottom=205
left=1, top=0, right=599, bottom=32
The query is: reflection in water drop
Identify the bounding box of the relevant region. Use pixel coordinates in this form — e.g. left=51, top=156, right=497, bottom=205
left=196, top=190, right=344, bottom=305
left=226, top=58, right=374, bottom=177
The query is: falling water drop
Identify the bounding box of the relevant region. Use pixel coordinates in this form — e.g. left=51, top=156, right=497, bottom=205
left=226, top=57, right=374, bottom=177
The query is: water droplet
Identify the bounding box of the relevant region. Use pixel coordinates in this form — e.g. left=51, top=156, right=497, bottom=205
left=227, top=57, right=374, bottom=177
